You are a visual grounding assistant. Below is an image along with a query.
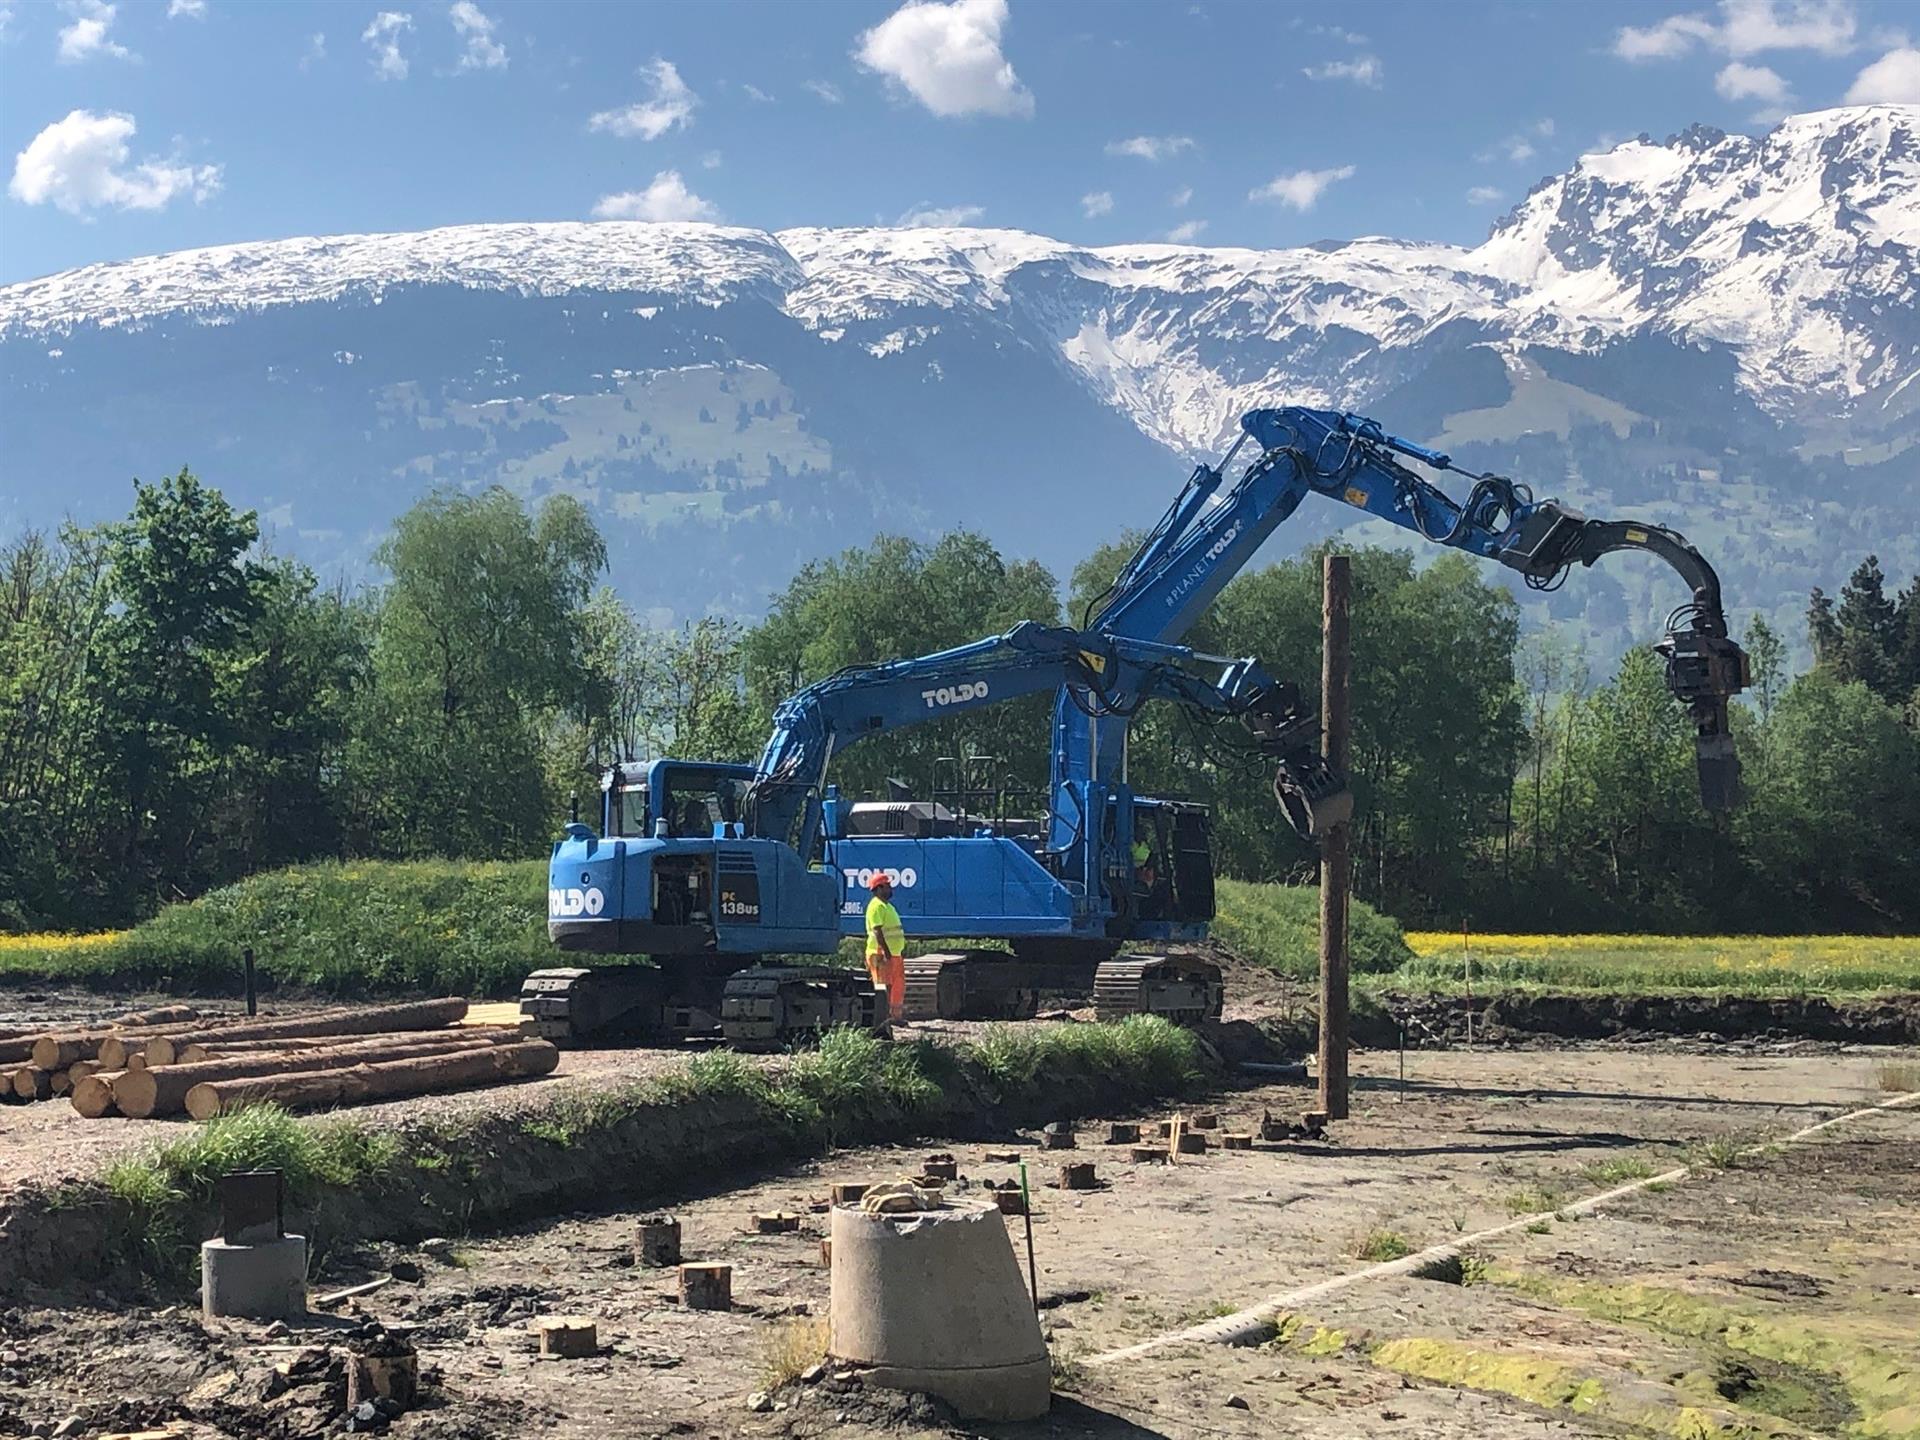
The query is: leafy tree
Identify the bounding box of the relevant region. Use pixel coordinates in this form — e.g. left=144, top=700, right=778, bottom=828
left=1736, top=671, right=1920, bottom=926
left=741, top=532, right=1061, bottom=804
left=93, top=470, right=269, bottom=903
left=346, top=488, right=607, bottom=858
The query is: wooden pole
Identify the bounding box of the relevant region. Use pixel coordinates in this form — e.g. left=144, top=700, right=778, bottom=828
left=1318, top=553, right=1352, bottom=1122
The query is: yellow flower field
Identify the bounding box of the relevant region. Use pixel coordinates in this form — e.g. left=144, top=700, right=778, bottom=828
left=1400, top=931, right=1920, bottom=994
left=0, top=930, right=126, bottom=953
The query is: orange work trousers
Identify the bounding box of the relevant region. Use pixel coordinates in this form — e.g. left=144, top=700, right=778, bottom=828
left=865, top=951, right=905, bottom=1020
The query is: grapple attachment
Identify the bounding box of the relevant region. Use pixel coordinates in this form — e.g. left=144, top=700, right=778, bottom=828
left=1656, top=628, right=1751, bottom=812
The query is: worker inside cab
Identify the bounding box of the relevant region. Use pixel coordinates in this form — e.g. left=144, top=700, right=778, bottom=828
left=864, top=873, right=907, bottom=1022
left=1132, top=807, right=1165, bottom=919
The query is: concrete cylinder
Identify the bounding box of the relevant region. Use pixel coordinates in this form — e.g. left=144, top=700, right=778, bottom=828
left=829, top=1202, right=1048, bottom=1421
left=201, top=1234, right=308, bottom=1321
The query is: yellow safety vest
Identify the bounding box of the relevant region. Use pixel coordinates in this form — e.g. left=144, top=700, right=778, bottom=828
left=865, top=896, right=905, bottom=960
left=1132, top=839, right=1151, bottom=866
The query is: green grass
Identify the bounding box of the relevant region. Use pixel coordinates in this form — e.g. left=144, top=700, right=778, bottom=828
left=1400, top=930, right=1920, bottom=995
left=6, top=858, right=1914, bottom=1002
left=83, top=1017, right=1208, bottom=1278
left=1579, top=1154, right=1660, bottom=1186
left=0, top=859, right=554, bottom=995
left=1212, top=878, right=1414, bottom=978
left=1352, top=1229, right=1414, bottom=1262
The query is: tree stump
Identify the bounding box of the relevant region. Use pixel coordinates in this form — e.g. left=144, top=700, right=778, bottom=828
left=1059, top=1163, right=1096, bottom=1191
left=1041, top=1123, right=1075, bottom=1150
left=830, top=1182, right=869, bottom=1205
left=991, top=1185, right=1026, bottom=1215
left=679, top=1263, right=732, bottom=1311
left=635, top=1215, right=680, bottom=1267
left=1176, top=1132, right=1208, bottom=1155
left=1221, top=1133, right=1254, bottom=1150
left=531, top=1317, right=598, bottom=1359
left=346, top=1344, right=419, bottom=1408
left=752, top=1211, right=800, bottom=1235
left=1190, top=1112, right=1220, bottom=1130
left=1104, top=1122, right=1139, bottom=1145
left=922, top=1153, right=958, bottom=1181
left=1130, top=1145, right=1169, bottom=1164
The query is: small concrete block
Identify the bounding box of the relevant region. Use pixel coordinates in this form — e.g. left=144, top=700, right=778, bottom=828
left=991, top=1187, right=1026, bottom=1216
left=1129, top=1145, right=1169, bottom=1164
left=830, top=1182, right=869, bottom=1205
left=1103, top=1122, right=1139, bottom=1145
left=1176, top=1132, right=1208, bottom=1155
left=922, top=1153, right=958, bottom=1181
left=1221, top=1133, right=1254, bottom=1150
left=1059, top=1163, right=1096, bottom=1191
left=532, top=1316, right=598, bottom=1359
left=680, top=1262, right=732, bottom=1311
left=1190, top=1112, right=1220, bottom=1130
left=201, top=1234, right=308, bottom=1321
left=752, top=1211, right=801, bottom=1234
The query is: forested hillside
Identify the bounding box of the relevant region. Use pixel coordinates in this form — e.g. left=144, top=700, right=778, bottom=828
left=2, top=474, right=1916, bottom=935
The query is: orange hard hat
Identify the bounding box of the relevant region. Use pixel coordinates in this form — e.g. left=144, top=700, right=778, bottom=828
left=870, top=873, right=893, bottom=890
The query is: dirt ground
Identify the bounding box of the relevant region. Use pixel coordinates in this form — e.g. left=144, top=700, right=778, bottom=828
left=6, top=1044, right=1915, bottom=1440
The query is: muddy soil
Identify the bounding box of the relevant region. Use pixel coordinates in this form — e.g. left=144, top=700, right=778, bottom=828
left=7, top=1046, right=1915, bottom=1439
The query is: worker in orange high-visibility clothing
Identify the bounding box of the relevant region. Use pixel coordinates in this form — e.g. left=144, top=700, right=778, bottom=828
left=864, top=873, right=907, bottom=1020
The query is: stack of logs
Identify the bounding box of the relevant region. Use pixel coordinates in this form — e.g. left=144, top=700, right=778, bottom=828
left=1, top=999, right=559, bottom=1120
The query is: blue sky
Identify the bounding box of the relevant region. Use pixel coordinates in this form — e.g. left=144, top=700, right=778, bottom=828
left=3, top=0, right=1916, bottom=284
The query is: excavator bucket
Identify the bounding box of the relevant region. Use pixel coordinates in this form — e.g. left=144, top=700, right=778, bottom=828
left=1273, top=752, right=1353, bottom=840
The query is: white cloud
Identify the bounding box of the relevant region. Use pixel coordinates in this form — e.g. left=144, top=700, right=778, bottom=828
left=1302, top=54, right=1382, bottom=86
left=1170, top=184, right=1192, bottom=208
left=450, top=0, right=505, bottom=71
left=1478, top=128, right=1547, bottom=164
left=1165, top=218, right=1207, bottom=242
left=1614, top=0, right=1856, bottom=60
left=1466, top=184, right=1505, bottom=205
left=592, top=170, right=717, bottom=222
left=590, top=58, right=697, bottom=139
left=1718, top=0, right=1855, bottom=54
left=700, top=149, right=722, bottom=169
left=167, top=0, right=207, bottom=18
left=1310, top=24, right=1369, bottom=44
left=743, top=82, right=775, bottom=103
left=10, top=108, right=221, bottom=215
left=58, top=0, right=131, bottom=62
left=1614, top=12, right=1717, bottom=59
left=1, top=3, right=15, bottom=40
left=897, top=202, right=986, bottom=227
left=1105, top=134, right=1195, bottom=161
left=1715, top=59, right=1791, bottom=100
left=1845, top=45, right=1920, bottom=101
left=300, top=31, right=326, bottom=68
left=1080, top=190, right=1113, bottom=218
left=362, top=11, right=412, bottom=80
left=805, top=78, right=843, bottom=103
left=1249, top=164, right=1355, bottom=212
left=854, top=0, right=1033, bottom=118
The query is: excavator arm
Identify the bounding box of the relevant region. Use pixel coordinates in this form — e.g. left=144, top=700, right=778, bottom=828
left=1077, top=406, right=1750, bottom=811
left=747, top=622, right=1348, bottom=851
left=1236, top=408, right=1751, bottom=809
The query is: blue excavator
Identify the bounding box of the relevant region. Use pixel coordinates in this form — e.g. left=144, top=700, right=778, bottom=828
left=525, top=406, right=1749, bottom=1045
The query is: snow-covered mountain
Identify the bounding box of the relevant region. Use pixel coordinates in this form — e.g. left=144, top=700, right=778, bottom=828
left=3, top=105, right=1916, bottom=651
